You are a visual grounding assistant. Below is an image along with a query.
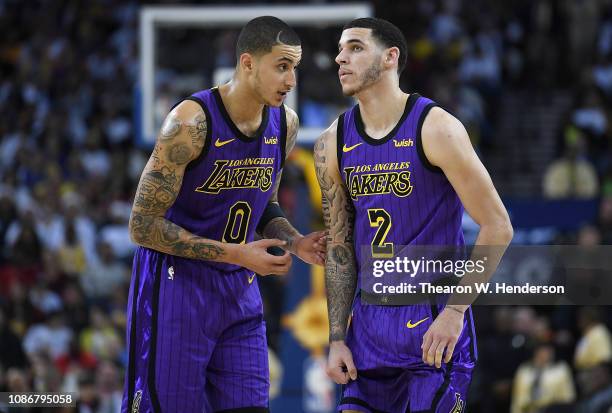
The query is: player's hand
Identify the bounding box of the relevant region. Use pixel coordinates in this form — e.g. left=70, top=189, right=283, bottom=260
left=421, top=306, right=464, bottom=368
left=293, top=231, right=327, bottom=265
left=233, top=238, right=292, bottom=276
left=326, top=340, right=357, bottom=384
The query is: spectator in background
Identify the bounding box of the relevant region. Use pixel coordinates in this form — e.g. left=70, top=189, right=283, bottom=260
left=95, top=361, right=123, bottom=413
left=476, top=306, right=531, bottom=412
left=571, top=89, right=608, bottom=141
left=0, top=306, right=27, bottom=370
left=40, top=249, right=68, bottom=297
left=0, top=189, right=17, bottom=260
left=22, top=310, right=72, bottom=361
left=58, top=219, right=87, bottom=277
left=76, top=373, right=100, bottom=413
left=563, top=0, right=602, bottom=75
left=98, top=200, right=134, bottom=260
left=576, top=362, right=612, bottom=413
left=81, top=130, right=111, bottom=179
left=61, top=192, right=97, bottom=266
left=5, top=281, right=39, bottom=336
left=81, top=241, right=128, bottom=302
left=543, top=127, right=599, bottom=199
left=30, top=351, right=63, bottom=392
left=56, top=338, right=97, bottom=394
left=6, top=211, right=43, bottom=271
left=5, top=367, right=31, bottom=393
left=511, top=342, right=576, bottom=413
left=61, top=281, right=90, bottom=333
left=79, top=307, right=121, bottom=362
left=458, top=37, right=502, bottom=96
left=575, top=307, right=612, bottom=371
left=29, top=280, right=63, bottom=316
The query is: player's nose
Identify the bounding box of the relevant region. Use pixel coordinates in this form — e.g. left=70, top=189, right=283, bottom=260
left=335, top=50, right=347, bottom=65
left=285, top=70, right=296, bottom=89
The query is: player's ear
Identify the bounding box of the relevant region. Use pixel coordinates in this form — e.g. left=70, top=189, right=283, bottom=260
left=239, top=52, right=255, bottom=73
left=384, top=46, right=400, bottom=71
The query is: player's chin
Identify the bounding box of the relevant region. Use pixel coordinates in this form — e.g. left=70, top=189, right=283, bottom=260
left=341, top=84, right=357, bottom=97
left=267, top=92, right=287, bottom=107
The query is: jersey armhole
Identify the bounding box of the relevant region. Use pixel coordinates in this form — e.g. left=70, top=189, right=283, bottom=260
left=336, top=113, right=345, bottom=174
left=416, top=103, right=443, bottom=174
left=180, top=96, right=213, bottom=171
left=280, top=105, right=288, bottom=169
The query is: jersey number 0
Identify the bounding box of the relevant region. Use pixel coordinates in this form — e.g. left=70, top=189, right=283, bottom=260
left=223, top=201, right=252, bottom=244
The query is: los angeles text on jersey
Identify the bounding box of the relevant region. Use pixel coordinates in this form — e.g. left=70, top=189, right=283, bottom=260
left=344, top=162, right=413, bottom=201
left=195, top=158, right=274, bottom=194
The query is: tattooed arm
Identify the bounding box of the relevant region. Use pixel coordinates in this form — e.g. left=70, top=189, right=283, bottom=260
left=261, top=106, right=326, bottom=265
left=129, top=100, right=291, bottom=275
left=314, top=120, right=357, bottom=341
left=316, top=120, right=359, bottom=384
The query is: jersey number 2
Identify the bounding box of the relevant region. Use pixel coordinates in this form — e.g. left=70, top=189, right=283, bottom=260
left=367, top=208, right=393, bottom=258
left=223, top=201, right=252, bottom=244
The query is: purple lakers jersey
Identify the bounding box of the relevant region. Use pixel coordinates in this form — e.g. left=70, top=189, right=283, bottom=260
left=337, top=95, right=477, bottom=413
left=164, top=87, right=286, bottom=271
left=338, top=94, right=465, bottom=270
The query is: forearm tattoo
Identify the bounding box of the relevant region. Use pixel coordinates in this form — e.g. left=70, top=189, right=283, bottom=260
left=314, top=133, right=357, bottom=341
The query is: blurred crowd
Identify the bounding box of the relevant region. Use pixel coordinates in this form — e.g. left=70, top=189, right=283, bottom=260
left=2, top=0, right=612, bottom=412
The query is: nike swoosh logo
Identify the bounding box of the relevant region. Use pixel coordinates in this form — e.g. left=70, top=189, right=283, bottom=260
left=406, top=317, right=429, bottom=329
left=215, top=138, right=236, bottom=148
left=248, top=273, right=256, bottom=284
left=342, top=143, right=363, bottom=153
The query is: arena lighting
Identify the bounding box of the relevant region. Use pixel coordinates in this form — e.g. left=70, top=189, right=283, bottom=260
left=139, top=4, right=373, bottom=144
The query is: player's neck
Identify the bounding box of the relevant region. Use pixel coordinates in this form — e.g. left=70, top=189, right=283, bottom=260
left=355, top=84, right=407, bottom=138
left=217, top=81, right=265, bottom=128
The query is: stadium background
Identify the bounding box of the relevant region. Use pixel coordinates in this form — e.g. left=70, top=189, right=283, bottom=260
left=1, top=0, right=612, bottom=412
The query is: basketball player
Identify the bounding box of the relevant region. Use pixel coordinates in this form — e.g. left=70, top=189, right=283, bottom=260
left=314, top=18, right=513, bottom=412
left=122, top=17, right=326, bottom=413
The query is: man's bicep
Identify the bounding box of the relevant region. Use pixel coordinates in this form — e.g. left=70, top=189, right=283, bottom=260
left=424, top=109, right=508, bottom=226
left=132, top=102, right=207, bottom=216
left=445, top=150, right=508, bottom=227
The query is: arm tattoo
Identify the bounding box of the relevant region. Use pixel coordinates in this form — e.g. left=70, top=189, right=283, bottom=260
left=130, top=213, right=225, bottom=260
left=187, top=113, right=206, bottom=150
left=130, top=107, right=226, bottom=261
left=133, top=167, right=178, bottom=213
left=315, top=138, right=355, bottom=243
left=263, top=215, right=301, bottom=252
left=261, top=176, right=301, bottom=251
left=160, top=113, right=182, bottom=139
left=261, top=107, right=302, bottom=251
left=325, top=244, right=357, bottom=341
left=167, top=143, right=192, bottom=165
left=314, top=131, right=357, bottom=341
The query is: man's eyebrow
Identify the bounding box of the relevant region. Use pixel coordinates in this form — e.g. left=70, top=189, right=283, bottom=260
left=276, top=57, right=300, bottom=64
left=338, top=38, right=366, bottom=50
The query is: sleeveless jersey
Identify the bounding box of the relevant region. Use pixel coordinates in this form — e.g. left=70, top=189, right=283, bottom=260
left=338, top=94, right=465, bottom=277
left=337, top=95, right=477, bottom=413
left=164, top=87, right=286, bottom=271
